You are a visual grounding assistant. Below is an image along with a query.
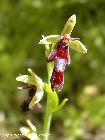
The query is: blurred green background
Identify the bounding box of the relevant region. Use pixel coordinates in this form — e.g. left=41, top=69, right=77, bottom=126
left=0, top=0, right=105, bottom=140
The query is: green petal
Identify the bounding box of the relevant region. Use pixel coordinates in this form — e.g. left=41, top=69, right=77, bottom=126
left=61, top=14, right=76, bottom=35
left=38, top=35, right=60, bottom=45
left=69, top=40, right=87, bottom=53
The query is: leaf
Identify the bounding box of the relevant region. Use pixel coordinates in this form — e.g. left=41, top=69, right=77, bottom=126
left=55, top=98, right=68, bottom=111
left=44, top=83, right=59, bottom=112
left=61, top=14, right=76, bottom=35
left=69, top=40, right=87, bottom=53
left=38, top=35, right=60, bottom=45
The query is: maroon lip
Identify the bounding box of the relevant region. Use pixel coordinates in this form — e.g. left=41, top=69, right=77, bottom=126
left=47, top=34, right=71, bottom=92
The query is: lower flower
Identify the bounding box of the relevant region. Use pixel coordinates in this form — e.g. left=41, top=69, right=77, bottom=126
left=16, top=68, right=44, bottom=111
left=21, top=85, right=37, bottom=112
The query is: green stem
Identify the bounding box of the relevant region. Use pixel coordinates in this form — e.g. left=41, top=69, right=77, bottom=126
left=43, top=95, right=52, bottom=140
left=43, top=46, right=53, bottom=140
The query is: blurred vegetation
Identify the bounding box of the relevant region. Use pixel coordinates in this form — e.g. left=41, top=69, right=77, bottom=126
left=0, top=0, right=105, bottom=140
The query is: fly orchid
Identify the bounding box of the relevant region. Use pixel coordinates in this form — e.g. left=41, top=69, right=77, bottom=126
left=39, top=14, right=87, bottom=92
left=16, top=68, right=44, bottom=111
left=16, top=14, right=87, bottom=140
left=21, top=85, right=37, bottom=112
left=47, top=34, right=70, bottom=91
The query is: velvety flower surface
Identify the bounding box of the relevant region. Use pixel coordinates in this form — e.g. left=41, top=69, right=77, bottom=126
left=48, top=34, right=71, bottom=92
left=21, top=85, right=37, bottom=112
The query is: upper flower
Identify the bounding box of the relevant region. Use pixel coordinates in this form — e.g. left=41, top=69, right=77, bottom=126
left=39, top=14, right=87, bottom=92
left=47, top=34, right=71, bottom=91
left=39, top=14, right=87, bottom=54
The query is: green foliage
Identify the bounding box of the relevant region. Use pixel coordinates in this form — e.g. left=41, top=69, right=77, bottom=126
left=44, top=83, right=68, bottom=112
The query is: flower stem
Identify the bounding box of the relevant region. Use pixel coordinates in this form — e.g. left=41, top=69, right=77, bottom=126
left=43, top=46, right=53, bottom=140
left=43, top=95, right=52, bottom=140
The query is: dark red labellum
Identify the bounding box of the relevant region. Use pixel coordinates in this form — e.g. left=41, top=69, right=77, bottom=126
left=47, top=34, right=71, bottom=92
left=21, top=85, right=37, bottom=112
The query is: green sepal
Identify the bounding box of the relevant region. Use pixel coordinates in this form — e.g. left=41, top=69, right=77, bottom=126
left=69, top=40, right=87, bottom=53
left=38, top=35, right=60, bottom=45
left=28, top=68, right=44, bottom=87
left=61, top=14, right=76, bottom=35
left=16, top=68, right=44, bottom=88
left=16, top=75, right=36, bottom=85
